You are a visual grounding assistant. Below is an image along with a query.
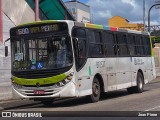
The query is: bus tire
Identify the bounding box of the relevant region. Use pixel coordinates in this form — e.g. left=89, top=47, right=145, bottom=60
left=135, top=72, right=144, bottom=93
left=88, top=77, right=100, bottom=103
left=127, top=72, right=144, bottom=94
left=41, top=99, right=54, bottom=106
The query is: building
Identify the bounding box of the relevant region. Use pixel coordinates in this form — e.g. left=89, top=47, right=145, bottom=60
left=0, top=0, right=75, bottom=100
left=64, top=0, right=91, bottom=23
left=108, top=16, right=144, bottom=31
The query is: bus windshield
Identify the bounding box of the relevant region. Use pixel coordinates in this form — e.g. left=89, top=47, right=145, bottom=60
left=11, top=35, right=73, bottom=71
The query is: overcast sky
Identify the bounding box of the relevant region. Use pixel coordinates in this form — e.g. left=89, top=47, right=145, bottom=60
left=63, top=0, right=160, bottom=26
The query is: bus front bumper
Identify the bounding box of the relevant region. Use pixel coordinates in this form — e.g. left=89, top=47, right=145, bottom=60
left=12, top=81, right=78, bottom=99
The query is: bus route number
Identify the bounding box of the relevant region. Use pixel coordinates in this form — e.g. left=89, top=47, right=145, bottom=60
left=96, top=61, right=105, bottom=68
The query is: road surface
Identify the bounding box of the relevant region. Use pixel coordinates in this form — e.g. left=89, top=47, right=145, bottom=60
left=0, top=78, right=160, bottom=117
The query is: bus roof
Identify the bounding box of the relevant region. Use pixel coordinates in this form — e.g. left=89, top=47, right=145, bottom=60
left=17, top=20, right=68, bottom=27
left=17, top=20, right=149, bottom=35
left=74, top=21, right=149, bottom=35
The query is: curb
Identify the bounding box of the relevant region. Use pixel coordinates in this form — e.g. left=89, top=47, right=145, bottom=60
left=0, top=98, right=20, bottom=104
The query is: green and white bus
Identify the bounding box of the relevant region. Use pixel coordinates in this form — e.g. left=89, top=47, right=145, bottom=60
left=7, top=20, right=156, bottom=104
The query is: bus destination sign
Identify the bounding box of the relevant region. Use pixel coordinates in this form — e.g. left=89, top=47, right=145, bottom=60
left=11, top=23, right=68, bottom=36
left=17, top=24, right=59, bottom=35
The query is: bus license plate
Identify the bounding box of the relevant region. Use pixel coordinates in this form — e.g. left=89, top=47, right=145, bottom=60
left=34, top=90, right=45, bottom=95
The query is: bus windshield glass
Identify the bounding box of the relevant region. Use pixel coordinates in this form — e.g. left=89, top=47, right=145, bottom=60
left=11, top=35, right=73, bottom=71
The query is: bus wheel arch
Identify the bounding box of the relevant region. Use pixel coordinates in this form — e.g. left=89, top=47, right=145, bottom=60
left=95, top=73, right=105, bottom=93
left=127, top=69, right=144, bottom=94
left=136, top=69, right=144, bottom=93
left=87, top=74, right=104, bottom=103
left=138, top=69, right=144, bottom=84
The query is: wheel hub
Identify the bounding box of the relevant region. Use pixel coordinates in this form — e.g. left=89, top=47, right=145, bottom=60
left=93, top=82, right=99, bottom=97
left=139, top=78, right=143, bottom=89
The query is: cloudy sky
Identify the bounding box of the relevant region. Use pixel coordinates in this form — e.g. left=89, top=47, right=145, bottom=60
left=63, top=0, right=160, bottom=26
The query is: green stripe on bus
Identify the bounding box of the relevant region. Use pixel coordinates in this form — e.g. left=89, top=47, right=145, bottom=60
left=150, top=38, right=155, bottom=57
left=86, top=24, right=103, bottom=29
left=18, top=20, right=57, bottom=27
left=13, top=74, right=66, bottom=86
left=88, top=66, right=91, bottom=76
left=152, top=50, right=155, bottom=57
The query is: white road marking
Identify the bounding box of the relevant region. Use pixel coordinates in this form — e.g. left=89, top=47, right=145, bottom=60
left=144, top=105, right=160, bottom=111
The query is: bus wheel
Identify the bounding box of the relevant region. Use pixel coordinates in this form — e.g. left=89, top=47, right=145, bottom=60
left=88, top=77, right=100, bottom=103
left=135, top=72, right=144, bottom=93
left=41, top=99, right=54, bottom=106
left=127, top=72, right=144, bottom=94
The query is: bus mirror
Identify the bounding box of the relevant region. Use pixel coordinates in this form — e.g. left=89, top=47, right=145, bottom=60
left=4, top=38, right=10, bottom=57
left=5, top=46, right=8, bottom=57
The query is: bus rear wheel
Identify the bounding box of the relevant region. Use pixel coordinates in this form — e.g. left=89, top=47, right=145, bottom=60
left=135, top=72, right=144, bottom=93
left=88, top=77, right=100, bottom=103
left=127, top=72, right=144, bottom=94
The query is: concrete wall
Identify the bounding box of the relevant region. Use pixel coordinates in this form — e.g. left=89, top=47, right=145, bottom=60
left=0, top=0, right=35, bottom=100
left=65, top=1, right=90, bottom=23
left=153, top=48, right=160, bottom=76
left=2, top=0, right=35, bottom=25
left=77, top=8, right=90, bottom=22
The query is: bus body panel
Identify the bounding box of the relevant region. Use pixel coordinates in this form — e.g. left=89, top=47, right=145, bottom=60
left=106, top=58, right=117, bottom=91
left=76, top=59, right=92, bottom=96
left=9, top=20, right=156, bottom=100
left=12, top=81, right=77, bottom=99
left=116, top=57, right=132, bottom=89
left=89, top=58, right=108, bottom=92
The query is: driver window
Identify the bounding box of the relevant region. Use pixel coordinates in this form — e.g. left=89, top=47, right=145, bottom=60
left=72, top=28, right=87, bottom=71
left=73, top=28, right=87, bottom=58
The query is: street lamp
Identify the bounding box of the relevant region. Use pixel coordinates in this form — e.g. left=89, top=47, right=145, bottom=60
left=148, top=3, right=160, bottom=32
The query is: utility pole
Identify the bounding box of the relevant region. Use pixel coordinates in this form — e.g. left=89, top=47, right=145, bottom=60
left=143, top=0, right=145, bottom=31
left=0, top=0, right=2, bottom=44
left=35, top=0, right=39, bottom=21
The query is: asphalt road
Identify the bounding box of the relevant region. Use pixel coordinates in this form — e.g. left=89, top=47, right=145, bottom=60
left=1, top=78, right=160, bottom=117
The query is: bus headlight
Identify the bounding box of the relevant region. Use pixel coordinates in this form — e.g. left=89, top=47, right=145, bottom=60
left=56, top=72, right=74, bottom=87
left=12, top=82, right=22, bottom=89
left=11, top=78, right=22, bottom=89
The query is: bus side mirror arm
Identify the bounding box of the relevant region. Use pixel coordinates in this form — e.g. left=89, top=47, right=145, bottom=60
left=4, top=38, right=10, bottom=57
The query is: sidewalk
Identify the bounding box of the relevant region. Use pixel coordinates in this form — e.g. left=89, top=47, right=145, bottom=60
left=151, top=77, right=160, bottom=83
left=0, top=85, right=12, bottom=101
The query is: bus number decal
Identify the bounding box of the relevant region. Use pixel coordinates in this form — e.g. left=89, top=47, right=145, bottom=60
left=18, top=28, right=29, bottom=35
left=134, top=58, right=144, bottom=65
left=96, top=61, right=105, bottom=68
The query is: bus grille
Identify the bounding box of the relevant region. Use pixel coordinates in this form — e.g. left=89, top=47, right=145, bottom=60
left=16, top=88, right=60, bottom=97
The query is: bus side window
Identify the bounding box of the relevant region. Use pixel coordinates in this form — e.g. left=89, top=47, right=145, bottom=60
left=73, top=28, right=86, bottom=38
left=128, top=34, right=137, bottom=56
left=116, top=32, right=129, bottom=56
left=88, top=30, right=104, bottom=57
left=103, top=31, right=116, bottom=57
left=73, top=28, right=87, bottom=58
left=72, top=28, right=87, bottom=71
left=136, top=35, right=145, bottom=56
left=143, top=35, right=151, bottom=56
